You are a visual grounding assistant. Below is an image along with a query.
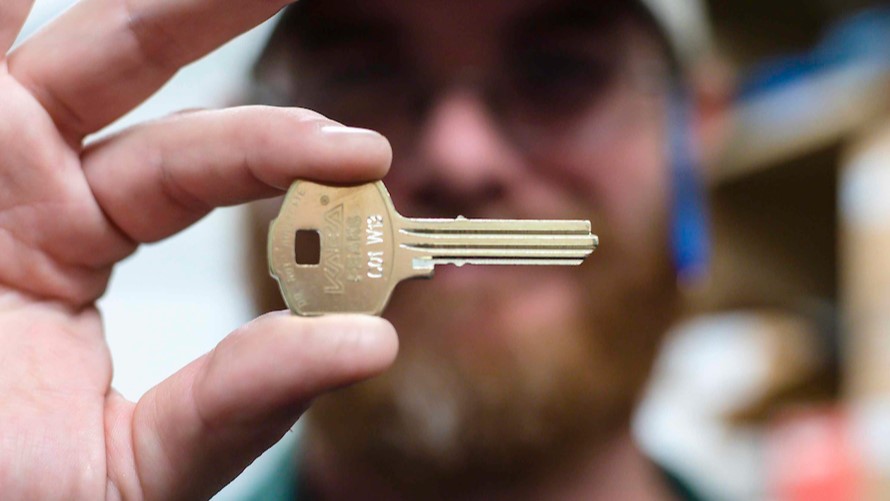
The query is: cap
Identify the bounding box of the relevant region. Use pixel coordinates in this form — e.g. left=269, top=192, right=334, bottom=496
left=641, top=0, right=713, bottom=64
left=257, top=0, right=712, bottom=73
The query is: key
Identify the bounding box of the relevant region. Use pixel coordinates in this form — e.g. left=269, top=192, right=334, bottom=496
left=268, top=180, right=598, bottom=316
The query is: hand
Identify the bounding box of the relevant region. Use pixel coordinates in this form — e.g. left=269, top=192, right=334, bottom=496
left=0, top=1, right=397, bottom=498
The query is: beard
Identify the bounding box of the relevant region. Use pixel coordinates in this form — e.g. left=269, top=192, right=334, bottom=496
left=299, top=211, right=680, bottom=496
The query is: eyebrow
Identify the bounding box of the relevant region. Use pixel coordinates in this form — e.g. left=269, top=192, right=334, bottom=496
left=287, top=10, right=400, bottom=51
left=509, top=1, right=642, bottom=37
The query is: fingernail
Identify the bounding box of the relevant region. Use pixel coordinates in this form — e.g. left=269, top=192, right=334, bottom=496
left=319, top=124, right=381, bottom=137
left=315, top=124, right=393, bottom=169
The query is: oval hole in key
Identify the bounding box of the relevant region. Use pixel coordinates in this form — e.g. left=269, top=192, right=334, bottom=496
left=294, top=229, right=321, bottom=266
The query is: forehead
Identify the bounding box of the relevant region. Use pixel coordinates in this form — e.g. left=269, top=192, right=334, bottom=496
left=292, top=0, right=650, bottom=45
left=315, top=0, right=554, bottom=23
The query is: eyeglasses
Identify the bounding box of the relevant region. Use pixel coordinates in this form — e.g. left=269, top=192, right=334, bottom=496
left=254, top=22, right=673, bottom=156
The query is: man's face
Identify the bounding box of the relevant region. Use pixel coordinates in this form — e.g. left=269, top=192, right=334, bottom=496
left=259, top=0, right=680, bottom=489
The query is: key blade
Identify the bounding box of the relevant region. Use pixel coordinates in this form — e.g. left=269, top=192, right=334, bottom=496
left=414, top=256, right=590, bottom=268
left=402, top=217, right=593, bottom=235
left=397, top=217, right=598, bottom=270
left=400, top=228, right=596, bottom=251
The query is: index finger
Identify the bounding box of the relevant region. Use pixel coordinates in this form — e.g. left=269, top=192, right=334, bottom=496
left=8, top=0, right=291, bottom=141
left=0, top=0, right=34, bottom=54
left=81, top=106, right=392, bottom=245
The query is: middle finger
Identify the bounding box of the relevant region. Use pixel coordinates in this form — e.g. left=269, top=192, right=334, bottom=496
left=8, top=0, right=291, bottom=142
left=81, top=106, right=391, bottom=246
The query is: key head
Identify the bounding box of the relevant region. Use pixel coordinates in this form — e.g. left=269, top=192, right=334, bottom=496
left=268, top=180, right=399, bottom=316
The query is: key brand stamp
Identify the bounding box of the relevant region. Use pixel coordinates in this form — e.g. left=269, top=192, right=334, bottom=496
left=366, top=215, right=385, bottom=279
left=344, top=215, right=365, bottom=284
left=322, top=203, right=345, bottom=294
left=322, top=203, right=365, bottom=294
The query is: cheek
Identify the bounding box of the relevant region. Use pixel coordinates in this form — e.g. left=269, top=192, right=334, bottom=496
left=547, top=115, right=670, bottom=244
left=602, top=127, right=669, bottom=239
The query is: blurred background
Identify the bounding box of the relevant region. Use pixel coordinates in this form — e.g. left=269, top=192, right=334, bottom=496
left=637, top=1, right=890, bottom=499
left=15, top=1, right=890, bottom=499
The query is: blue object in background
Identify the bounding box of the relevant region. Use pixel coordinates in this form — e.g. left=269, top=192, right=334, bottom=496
left=669, top=89, right=710, bottom=284
left=739, top=6, right=890, bottom=101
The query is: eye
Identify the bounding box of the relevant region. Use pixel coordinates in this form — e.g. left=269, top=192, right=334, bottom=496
left=306, top=48, right=425, bottom=127
left=509, top=48, right=616, bottom=111
left=323, top=57, right=405, bottom=89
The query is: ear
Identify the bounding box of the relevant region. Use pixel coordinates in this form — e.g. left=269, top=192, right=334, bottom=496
left=667, top=54, right=735, bottom=285
left=689, top=54, right=736, bottom=181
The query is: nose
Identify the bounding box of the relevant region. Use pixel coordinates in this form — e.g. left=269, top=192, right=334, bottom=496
left=409, top=87, right=521, bottom=217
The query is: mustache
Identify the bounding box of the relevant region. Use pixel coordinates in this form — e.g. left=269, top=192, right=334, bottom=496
left=391, top=189, right=610, bottom=228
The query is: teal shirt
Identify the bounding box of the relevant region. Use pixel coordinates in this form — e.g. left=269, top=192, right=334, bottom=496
left=246, top=446, right=708, bottom=501
left=243, top=447, right=299, bottom=501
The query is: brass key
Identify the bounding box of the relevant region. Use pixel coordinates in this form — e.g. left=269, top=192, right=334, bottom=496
left=268, top=180, right=598, bottom=316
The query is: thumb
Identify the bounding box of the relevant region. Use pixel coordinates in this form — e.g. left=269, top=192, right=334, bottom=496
left=123, top=312, right=398, bottom=500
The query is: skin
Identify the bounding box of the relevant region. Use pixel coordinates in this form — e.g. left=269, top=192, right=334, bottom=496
left=249, top=0, right=685, bottom=498
left=0, top=1, right=401, bottom=499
